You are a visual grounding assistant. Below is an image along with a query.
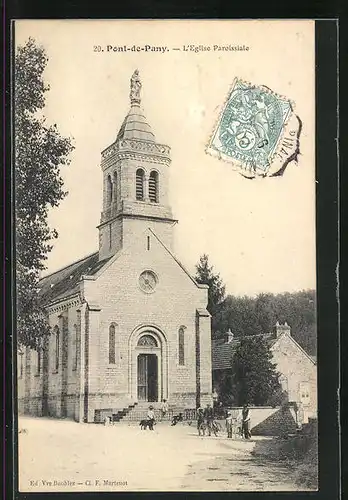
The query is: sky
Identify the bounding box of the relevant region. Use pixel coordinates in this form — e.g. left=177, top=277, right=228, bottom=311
left=15, top=20, right=316, bottom=297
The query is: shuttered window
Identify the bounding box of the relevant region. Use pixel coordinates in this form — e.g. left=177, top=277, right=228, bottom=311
left=136, top=169, right=144, bottom=200
left=149, top=171, right=159, bottom=203
left=107, top=174, right=113, bottom=205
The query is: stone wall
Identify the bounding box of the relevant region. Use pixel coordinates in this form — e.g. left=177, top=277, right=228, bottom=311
left=271, top=333, right=317, bottom=414
left=226, top=405, right=298, bottom=436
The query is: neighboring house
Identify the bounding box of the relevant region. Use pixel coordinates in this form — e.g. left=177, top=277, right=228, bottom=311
left=17, top=71, right=212, bottom=423
left=212, top=322, right=317, bottom=416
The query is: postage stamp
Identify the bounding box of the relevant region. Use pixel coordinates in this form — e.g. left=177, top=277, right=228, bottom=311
left=206, top=78, right=300, bottom=178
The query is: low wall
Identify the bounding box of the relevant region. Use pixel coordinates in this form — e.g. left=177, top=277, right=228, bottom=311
left=225, top=406, right=297, bottom=436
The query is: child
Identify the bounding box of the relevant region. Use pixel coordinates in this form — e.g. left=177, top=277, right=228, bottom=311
left=225, top=411, right=233, bottom=438
left=161, top=399, right=169, bottom=420
left=197, top=407, right=205, bottom=436
left=147, top=405, right=155, bottom=430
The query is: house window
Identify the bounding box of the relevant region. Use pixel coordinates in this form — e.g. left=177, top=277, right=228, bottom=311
left=178, top=327, right=185, bottom=366
left=109, top=324, right=116, bottom=364
left=136, top=168, right=145, bottom=200
left=299, top=382, right=311, bottom=406
left=72, top=324, right=78, bottom=371
left=107, top=174, right=113, bottom=205
left=279, top=374, right=288, bottom=393
left=149, top=171, right=159, bottom=203
left=54, top=326, right=60, bottom=371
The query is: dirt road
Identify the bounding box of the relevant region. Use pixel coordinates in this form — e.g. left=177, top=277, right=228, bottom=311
left=18, top=417, right=310, bottom=492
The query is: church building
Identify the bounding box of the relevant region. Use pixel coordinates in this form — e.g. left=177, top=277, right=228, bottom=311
left=17, top=70, right=213, bottom=422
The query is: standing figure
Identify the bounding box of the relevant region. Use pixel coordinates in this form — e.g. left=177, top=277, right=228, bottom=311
left=161, top=399, right=169, bottom=421
left=204, top=403, right=214, bottom=437
left=212, top=389, right=219, bottom=409
left=147, top=405, right=155, bottom=430
left=242, top=403, right=251, bottom=439
left=197, top=407, right=205, bottom=436
left=225, top=411, right=233, bottom=439
left=130, top=69, right=142, bottom=105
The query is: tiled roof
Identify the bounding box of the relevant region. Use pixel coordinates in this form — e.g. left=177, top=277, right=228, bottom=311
left=116, top=105, right=155, bottom=143
left=39, top=251, right=111, bottom=306
left=212, top=333, right=276, bottom=370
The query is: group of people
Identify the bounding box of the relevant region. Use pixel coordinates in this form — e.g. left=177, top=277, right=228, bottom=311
left=197, top=402, right=251, bottom=439
left=197, top=404, right=215, bottom=436
left=225, top=404, right=251, bottom=439
left=145, top=399, right=252, bottom=440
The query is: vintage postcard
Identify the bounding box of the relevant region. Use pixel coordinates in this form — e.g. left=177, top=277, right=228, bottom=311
left=14, top=20, right=318, bottom=492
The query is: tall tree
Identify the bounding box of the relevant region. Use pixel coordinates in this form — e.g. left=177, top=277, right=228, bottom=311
left=232, top=337, right=282, bottom=406
left=213, top=290, right=316, bottom=354
left=195, top=254, right=226, bottom=318
left=15, top=38, right=74, bottom=349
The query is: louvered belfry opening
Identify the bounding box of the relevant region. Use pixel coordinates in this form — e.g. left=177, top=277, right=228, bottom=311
left=107, top=174, right=113, bottom=205
left=149, top=171, right=158, bottom=203
left=136, top=168, right=144, bottom=200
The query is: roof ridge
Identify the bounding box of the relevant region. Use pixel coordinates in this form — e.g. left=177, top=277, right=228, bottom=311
left=40, top=251, right=98, bottom=281
left=148, top=228, right=202, bottom=289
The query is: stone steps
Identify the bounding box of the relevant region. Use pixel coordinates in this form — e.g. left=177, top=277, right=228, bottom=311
left=94, top=402, right=139, bottom=423
left=95, top=401, right=197, bottom=423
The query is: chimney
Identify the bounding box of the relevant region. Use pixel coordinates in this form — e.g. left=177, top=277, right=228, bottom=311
left=226, top=328, right=234, bottom=343
left=275, top=321, right=291, bottom=338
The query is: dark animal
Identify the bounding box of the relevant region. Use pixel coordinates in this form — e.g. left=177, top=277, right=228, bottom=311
left=139, top=419, right=151, bottom=430
left=171, top=413, right=184, bottom=426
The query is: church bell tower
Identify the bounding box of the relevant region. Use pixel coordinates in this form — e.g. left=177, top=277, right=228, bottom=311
left=98, top=70, right=177, bottom=261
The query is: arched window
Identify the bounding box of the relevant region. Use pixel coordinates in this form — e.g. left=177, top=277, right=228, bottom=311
left=36, top=349, right=41, bottom=376
left=178, top=327, right=185, bottom=365
left=113, top=171, right=118, bottom=205
left=136, top=168, right=145, bottom=201
left=109, top=324, right=116, bottom=364
left=137, top=334, right=158, bottom=347
left=149, top=171, right=159, bottom=203
left=107, top=174, right=113, bottom=205
left=54, top=326, right=60, bottom=371
left=72, top=324, right=78, bottom=371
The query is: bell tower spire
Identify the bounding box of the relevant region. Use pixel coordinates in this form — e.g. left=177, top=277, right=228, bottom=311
left=97, top=70, right=177, bottom=261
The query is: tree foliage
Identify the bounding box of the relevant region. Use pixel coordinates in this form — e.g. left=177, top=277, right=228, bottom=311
left=232, top=337, right=283, bottom=406
left=195, top=254, right=226, bottom=316
left=214, top=290, right=316, bottom=355
left=15, top=38, right=74, bottom=349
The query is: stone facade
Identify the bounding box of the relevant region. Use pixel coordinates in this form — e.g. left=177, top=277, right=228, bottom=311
left=270, top=326, right=317, bottom=416
left=212, top=323, right=317, bottom=417
left=17, top=72, right=213, bottom=422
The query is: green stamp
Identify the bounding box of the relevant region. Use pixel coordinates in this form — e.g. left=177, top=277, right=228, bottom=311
left=207, top=79, right=297, bottom=177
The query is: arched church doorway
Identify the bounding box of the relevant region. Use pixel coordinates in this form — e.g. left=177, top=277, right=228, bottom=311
left=136, top=334, right=160, bottom=402
left=129, top=327, right=168, bottom=402
left=137, top=353, right=158, bottom=401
